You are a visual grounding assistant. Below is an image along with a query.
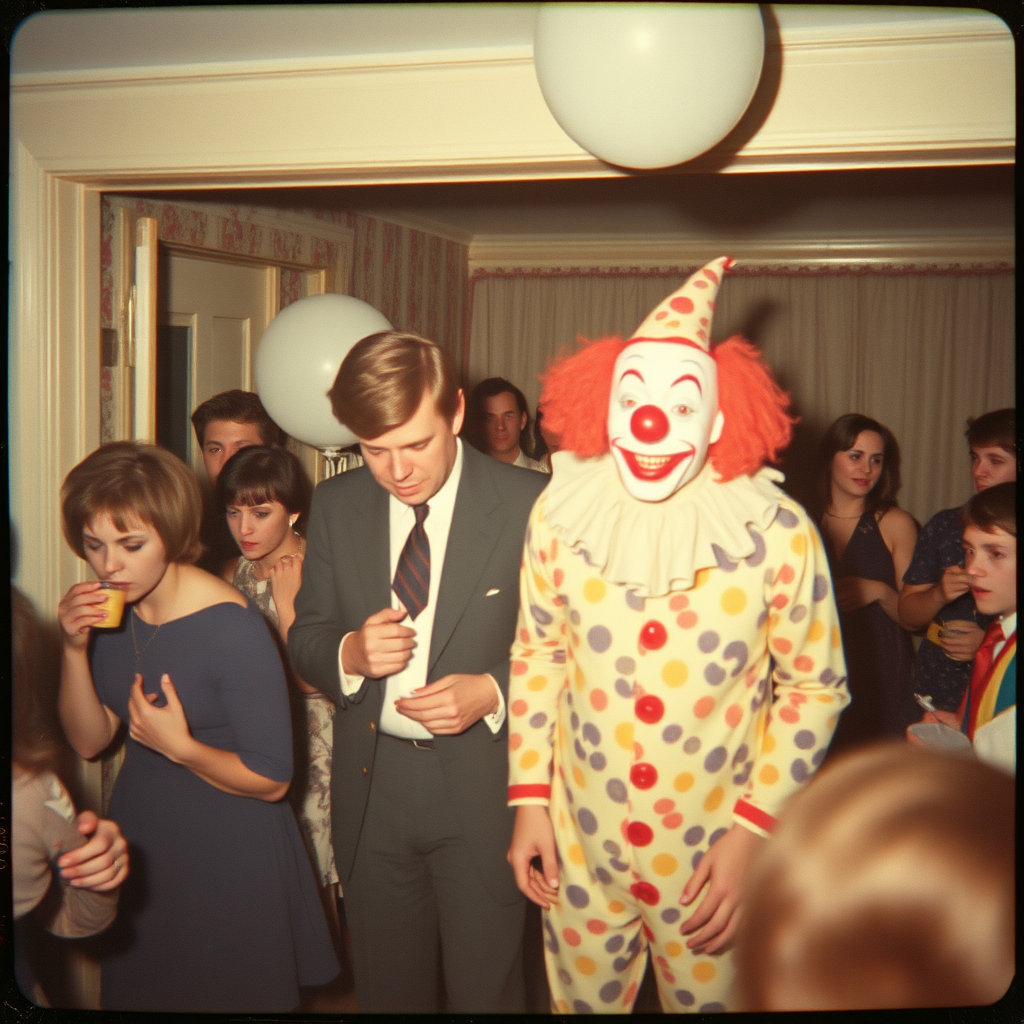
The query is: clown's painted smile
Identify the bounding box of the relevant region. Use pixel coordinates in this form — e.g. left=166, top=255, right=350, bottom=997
left=614, top=444, right=694, bottom=481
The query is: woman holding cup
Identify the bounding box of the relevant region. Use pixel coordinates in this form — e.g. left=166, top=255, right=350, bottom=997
left=57, top=441, right=337, bottom=1012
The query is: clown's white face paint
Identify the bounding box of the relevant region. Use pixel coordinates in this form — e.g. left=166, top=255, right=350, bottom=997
left=607, top=341, right=724, bottom=502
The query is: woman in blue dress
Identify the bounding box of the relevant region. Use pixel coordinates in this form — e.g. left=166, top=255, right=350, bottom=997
left=57, top=441, right=337, bottom=1012
left=813, top=415, right=920, bottom=757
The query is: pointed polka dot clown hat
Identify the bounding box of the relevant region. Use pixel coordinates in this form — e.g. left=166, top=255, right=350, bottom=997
left=629, top=256, right=734, bottom=352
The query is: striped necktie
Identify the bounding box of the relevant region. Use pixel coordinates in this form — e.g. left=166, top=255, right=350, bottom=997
left=393, top=504, right=430, bottom=620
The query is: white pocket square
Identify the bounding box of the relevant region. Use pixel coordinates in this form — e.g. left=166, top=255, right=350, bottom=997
left=485, top=588, right=501, bottom=597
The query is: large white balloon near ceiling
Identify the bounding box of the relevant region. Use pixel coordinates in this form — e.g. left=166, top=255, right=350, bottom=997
left=254, top=293, right=392, bottom=451
left=534, top=3, right=765, bottom=170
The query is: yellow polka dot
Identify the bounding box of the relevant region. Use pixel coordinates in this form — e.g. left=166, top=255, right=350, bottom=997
left=693, top=568, right=712, bottom=589
left=790, top=533, right=807, bottom=556
left=533, top=572, right=547, bottom=592
left=762, top=732, right=776, bottom=754
left=665, top=941, right=683, bottom=958
left=692, top=960, right=717, bottom=984
left=527, top=675, right=547, bottom=691
left=583, top=578, right=607, bottom=603
left=704, top=786, right=724, bottom=812
left=807, top=620, right=825, bottom=643
left=816, top=693, right=834, bottom=704
left=520, top=750, right=539, bottom=770
left=832, top=624, right=843, bottom=649
left=568, top=844, right=585, bottom=866
left=574, top=664, right=587, bottom=691
left=661, top=660, right=688, bottom=687
left=651, top=853, right=677, bottom=877
left=615, top=722, right=634, bottom=750
left=608, top=900, right=625, bottom=914
left=759, top=764, right=779, bottom=784
left=674, top=772, right=695, bottom=793
left=572, top=766, right=586, bottom=788
left=575, top=957, right=597, bottom=976
left=721, top=587, right=747, bottom=615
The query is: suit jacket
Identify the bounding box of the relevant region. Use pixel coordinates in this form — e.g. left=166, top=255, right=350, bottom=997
left=289, top=444, right=548, bottom=902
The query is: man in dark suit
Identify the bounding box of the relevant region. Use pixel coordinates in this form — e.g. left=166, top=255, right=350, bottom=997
left=289, top=331, right=547, bottom=1013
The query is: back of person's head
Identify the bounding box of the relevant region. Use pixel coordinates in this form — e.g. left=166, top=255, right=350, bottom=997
left=961, top=480, right=1016, bottom=537
left=216, top=446, right=312, bottom=532
left=736, top=742, right=1015, bottom=1011
left=328, top=331, right=461, bottom=440
left=190, top=389, right=284, bottom=447
left=61, top=441, right=203, bottom=565
left=814, top=413, right=902, bottom=518
left=965, top=408, right=1016, bottom=455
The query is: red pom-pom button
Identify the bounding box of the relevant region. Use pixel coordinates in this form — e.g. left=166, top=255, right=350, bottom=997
left=635, top=695, right=665, bottom=724
left=630, top=762, right=658, bottom=789
left=630, top=881, right=661, bottom=905
left=640, top=620, right=667, bottom=650
left=626, top=821, right=654, bottom=847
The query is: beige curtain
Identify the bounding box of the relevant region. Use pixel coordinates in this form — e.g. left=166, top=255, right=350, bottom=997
left=467, top=268, right=1015, bottom=526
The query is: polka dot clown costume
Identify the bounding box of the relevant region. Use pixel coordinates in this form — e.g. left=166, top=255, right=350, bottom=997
left=507, top=257, right=850, bottom=1013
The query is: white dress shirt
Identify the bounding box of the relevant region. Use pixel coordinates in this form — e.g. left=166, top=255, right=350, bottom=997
left=339, top=440, right=506, bottom=738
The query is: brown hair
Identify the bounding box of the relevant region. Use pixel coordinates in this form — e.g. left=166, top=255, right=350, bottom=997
left=965, top=407, right=1016, bottom=456
left=327, top=331, right=461, bottom=440
left=216, top=446, right=312, bottom=534
left=960, top=480, right=1016, bottom=538
left=736, top=742, right=1015, bottom=1011
left=61, top=441, right=204, bottom=564
left=190, top=389, right=284, bottom=447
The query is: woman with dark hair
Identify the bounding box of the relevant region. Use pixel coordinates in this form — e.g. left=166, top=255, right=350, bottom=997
left=815, top=414, right=920, bottom=755
left=57, top=441, right=337, bottom=1012
left=217, top=446, right=339, bottom=923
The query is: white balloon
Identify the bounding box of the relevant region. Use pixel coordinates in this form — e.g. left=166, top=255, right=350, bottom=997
left=534, top=4, right=765, bottom=169
left=254, top=294, right=392, bottom=450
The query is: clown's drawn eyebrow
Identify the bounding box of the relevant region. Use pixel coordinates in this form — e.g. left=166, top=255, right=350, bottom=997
left=619, top=368, right=645, bottom=383
left=671, top=373, right=702, bottom=393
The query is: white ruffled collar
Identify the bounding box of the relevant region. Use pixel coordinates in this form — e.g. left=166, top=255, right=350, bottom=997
left=544, top=452, right=786, bottom=597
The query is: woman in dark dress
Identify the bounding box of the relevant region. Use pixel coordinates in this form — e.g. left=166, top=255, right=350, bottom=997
left=57, top=441, right=337, bottom=1012
left=813, top=415, right=920, bottom=756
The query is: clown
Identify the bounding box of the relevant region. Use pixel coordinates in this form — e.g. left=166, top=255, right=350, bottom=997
left=506, top=257, right=850, bottom=1013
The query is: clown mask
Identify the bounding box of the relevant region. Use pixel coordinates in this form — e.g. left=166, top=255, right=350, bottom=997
left=607, top=340, right=724, bottom=502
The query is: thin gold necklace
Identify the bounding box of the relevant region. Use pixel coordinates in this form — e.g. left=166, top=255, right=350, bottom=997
left=824, top=509, right=862, bottom=520
left=131, top=607, right=162, bottom=664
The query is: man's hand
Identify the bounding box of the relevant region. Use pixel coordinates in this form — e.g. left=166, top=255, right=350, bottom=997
left=507, top=805, right=560, bottom=909
left=938, top=619, right=984, bottom=662
left=58, top=811, right=128, bottom=891
left=342, top=606, right=416, bottom=679
left=679, top=824, right=766, bottom=955
left=394, top=673, right=498, bottom=734
left=938, top=564, right=971, bottom=605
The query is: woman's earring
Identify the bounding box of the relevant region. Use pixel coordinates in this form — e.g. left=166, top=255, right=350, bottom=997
left=289, top=514, right=298, bottom=529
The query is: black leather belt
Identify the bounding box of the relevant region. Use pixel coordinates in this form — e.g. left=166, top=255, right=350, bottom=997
left=380, top=732, right=435, bottom=750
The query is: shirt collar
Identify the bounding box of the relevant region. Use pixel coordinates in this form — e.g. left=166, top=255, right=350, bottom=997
left=998, top=611, right=1016, bottom=638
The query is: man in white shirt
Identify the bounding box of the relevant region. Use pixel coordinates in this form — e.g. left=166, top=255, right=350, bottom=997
left=468, top=377, right=549, bottom=472
left=289, top=332, right=547, bottom=1013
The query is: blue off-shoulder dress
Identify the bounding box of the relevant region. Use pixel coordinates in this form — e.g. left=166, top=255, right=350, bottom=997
left=91, top=600, right=338, bottom=1012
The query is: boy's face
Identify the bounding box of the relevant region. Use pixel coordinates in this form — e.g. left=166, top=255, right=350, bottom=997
left=201, top=419, right=265, bottom=485
left=970, top=444, right=1016, bottom=492
left=963, top=524, right=1016, bottom=618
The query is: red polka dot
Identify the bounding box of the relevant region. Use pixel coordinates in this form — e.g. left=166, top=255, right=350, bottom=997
left=624, top=984, right=638, bottom=1005
left=791, top=693, right=808, bottom=706
left=509, top=733, right=522, bottom=750
left=636, top=695, right=665, bottom=724
left=631, top=762, right=658, bottom=789
left=586, top=919, right=607, bottom=935
left=709, top=300, right=716, bottom=310
left=634, top=742, right=645, bottom=761
left=632, top=881, right=660, bottom=905
left=518, top=628, right=529, bottom=643
left=669, top=593, right=689, bottom=611
left=693, top=280, right=708, bottom=289
left=677, top=610, right=698, bottom=628
left=512, top=660, right=528, bottom=675
left=772, top=637, right=793, bottom=655
left=794, top=655, right=814, bottom=672
left=700, top=317, right=709, bottom=327
left=655, top=310, right=668, bottom=320
left=590, top=689, right=608, bottom=712
left=538, top=549, right=547, bottom=563
left=553, top=568, right=564, bottom=587
left=662, top=812, right=683, bottom=829
left=725, top=703, right=743, bottom=727
left=643, top=921, right=656, bottom=942
left=640, top=620, right=668, bottom=650
left=653, top=797, right=675, bottom=814
left=779, top=705, right=799, bottom=723
left=670, top=296, right=694, bottom=314
left=627, top=821, right=654, bottom=846
left=771, top=594, right=789, bottom=609
left=511, top=699, right=528, bottom=716
left=562, top=927, right=582, bottom=947
left=777, top=564, right=795, bottom=584
left=704, top=268, right=719, bottom=284
left=693, top=695, right=715, bottom=719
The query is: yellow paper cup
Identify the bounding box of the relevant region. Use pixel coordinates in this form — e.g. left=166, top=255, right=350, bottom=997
left=94, top=582, right=128, bottom=628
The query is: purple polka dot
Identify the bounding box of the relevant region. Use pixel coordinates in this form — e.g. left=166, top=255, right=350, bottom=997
left=820, top=667, right=838, bottom=685
left=530, top=603, right=552, bottom=625
left=615, top=677, right=633, bottom=699
left=529, top=712, right=548, bottom=728
left=552, top=649, right=567, bottom=664
left=600, top=981, right=623, bottom=1003
left=606, top=778, right=628, bottom=803
left=588, top=625, right=612, bottom=653
left=744, top=527, right=767, bottom=567
left=812, top=574, right=830, bottom=601
left=732, top=743, right=750, bottom=766
left=608, top=858, right=629, bottom=872
left=582, top=723, right=601, bottom=745
left=812, top=748, right=827, bottom=766
left=570, top=609, right=581, bottom=626
left=615, top=656, right=636, bottom=674
left=625, top=590, right=646, bottom=611
left=700, top=1001, right=727, bottom=1013
left=612, top=957, right=630, bottom=974
left=733, top=763, right=753, bottom=785
left=595, top=866, right=613, bottom=885
left=577, top=808, right=598, bottom=834
left=791, top=759, right=810, bottom=783
left=709, top=827, right=729, bottom=846
left=684, top=825, right=705, bottom=846
left=603, top=839, right=621, bottom=855
left=570, top=711, right=580, bottom=730
left=573, top=1000, right=593, bottom=1013
left=662, top=724, right=683, bottom=743
left=566, top=884, right=590, bottom=908
left=704, top=746, right=727, bottom=772
left=704, top=663, right=725, bottom=686
left=789, top=603, right=807, bottom=622
left=723, top=640, right=748, bottom=675
left=574, top=739, right=587, bottom=761
left=776, top=668, right=792, bottom=681
left=676, top=989, right=696, bottom=1007
left=605, top=933, right=624, bottom=953
left=557, top=967, right=571, bottom=984
left=794, top=729, right=816, bottom=750
left=712, top=544, right=738, bottom=571
left=698, top=630, right=720, bottom=653
left=589, top=752, right=607, bottom=771
left=776, top=507, right=799, bottom=528
left=691, top=850, right=704, bottom=870
left=757, top=609, right=769, bottom=628
left=684, top=736, right=701, bottom=755
left=661, top=907, right=681, bottom=923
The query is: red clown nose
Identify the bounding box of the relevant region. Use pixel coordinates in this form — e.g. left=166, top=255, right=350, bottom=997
left=630, top=405, right=669, bottom=444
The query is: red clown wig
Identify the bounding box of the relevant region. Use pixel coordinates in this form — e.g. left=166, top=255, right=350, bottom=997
left=540, top=335, right=795, bottom=482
